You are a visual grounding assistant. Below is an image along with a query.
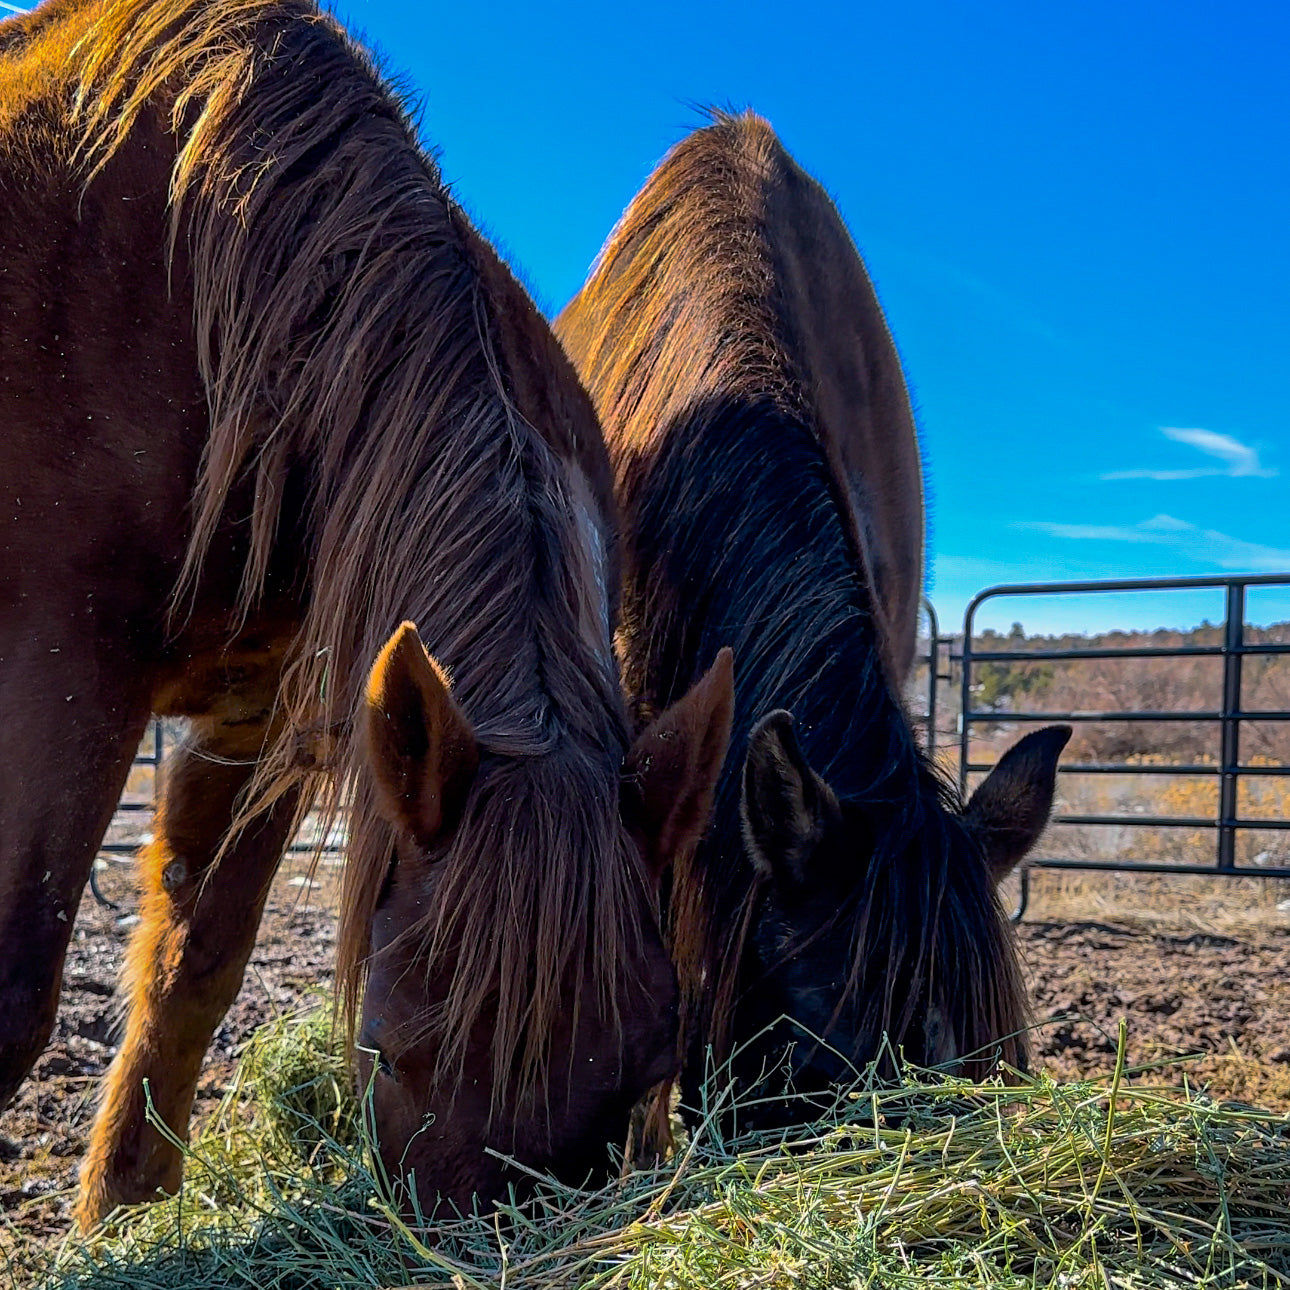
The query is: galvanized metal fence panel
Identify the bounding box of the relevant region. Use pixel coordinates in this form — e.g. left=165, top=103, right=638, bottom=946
left=955, top=573, right=1290, bottom=917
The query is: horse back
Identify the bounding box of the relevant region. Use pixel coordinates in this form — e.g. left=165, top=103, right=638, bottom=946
left=559, top=112, right=923, bottom=682
left=753, top=126, right=924, bottom=681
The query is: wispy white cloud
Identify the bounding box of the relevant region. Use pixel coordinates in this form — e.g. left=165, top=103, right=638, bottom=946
left=1137, top=512, right=1194, bottom=532
left=1163, top=427, right=1273, bottom=475
left=1102, top=427, right=1277, bottom=481
left=1027, top=521, right=1164, bottom=543
left=1021, top=514, right=1290, bottom=572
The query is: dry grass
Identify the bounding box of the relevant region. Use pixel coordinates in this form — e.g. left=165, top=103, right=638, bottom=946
left=1007, top=867, right=1290, bottom=935
left=997, top=760, right=1290, bottom=935
left=19, top=1007, right=1290, bottom=1290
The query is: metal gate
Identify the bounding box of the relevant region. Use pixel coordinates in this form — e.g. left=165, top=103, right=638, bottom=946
left=953, top=573, right=1290, bottom=917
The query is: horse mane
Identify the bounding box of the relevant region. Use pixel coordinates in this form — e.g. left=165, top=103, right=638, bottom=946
left=54, top=0, right=638, bottom=1097
left=557, top=110, right=1028, bottom=1075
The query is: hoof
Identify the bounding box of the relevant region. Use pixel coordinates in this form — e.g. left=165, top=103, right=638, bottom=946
left=76, top=1140, right=182, bottom=1232
left=72, top=1176, right=123, bottom=1234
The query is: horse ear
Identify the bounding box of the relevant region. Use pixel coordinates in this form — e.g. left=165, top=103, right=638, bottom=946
left=964, top=724, right=1071, bottom=882
left=363, top=622, right=479, bottom=848
left=623, top=648, right=734, bottom=884
left=740, top=710, right=840, bottom=885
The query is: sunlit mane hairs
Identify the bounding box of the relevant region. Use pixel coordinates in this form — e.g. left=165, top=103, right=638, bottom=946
left=45, top=0, right=642, bottom=1098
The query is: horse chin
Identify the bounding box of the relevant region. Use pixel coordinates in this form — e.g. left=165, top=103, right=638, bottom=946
left=367, top=1060, right=675, bottom=1220
left=922, top=1001, right=960, bottom=1072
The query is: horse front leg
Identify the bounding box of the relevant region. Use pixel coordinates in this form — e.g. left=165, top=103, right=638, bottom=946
left=0, top=630, right=153, bottom=1111
left=75, top=716, right=299, bottom=1230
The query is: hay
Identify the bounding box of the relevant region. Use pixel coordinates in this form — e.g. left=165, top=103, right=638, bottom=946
left=31, top=1011, right=1290, bottom=1290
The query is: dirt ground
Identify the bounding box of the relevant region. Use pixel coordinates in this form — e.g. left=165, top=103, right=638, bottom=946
left=3, top=858, right=1289, bottom=1270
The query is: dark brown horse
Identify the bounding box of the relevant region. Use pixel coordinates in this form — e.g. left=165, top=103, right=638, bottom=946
left=0, top=0, right=733, bottom=1226
left=557, top=112, right=1070, bottom=1130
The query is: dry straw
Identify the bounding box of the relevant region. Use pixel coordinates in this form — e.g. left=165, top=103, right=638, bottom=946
left=27, top=1007, right=1290, bottom=1289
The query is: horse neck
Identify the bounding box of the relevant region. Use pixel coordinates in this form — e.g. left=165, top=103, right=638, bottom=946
left=618, top=395, right=930, bottom=1047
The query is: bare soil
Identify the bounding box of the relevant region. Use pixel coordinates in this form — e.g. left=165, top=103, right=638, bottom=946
left=1023, top=919, right=1290, bottom=1109
left=3, top=858, right=1289, bottom=1275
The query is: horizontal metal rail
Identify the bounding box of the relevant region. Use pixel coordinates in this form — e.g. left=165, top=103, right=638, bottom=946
left=965, top=709, right=1290, bottom=723
left=966, top=642, right=1290, bottom=662
left=964, top=571, right=1290, bottom=598
left=973, top=761, right=1290, bottom=777
left=1050, top=814, right=1290, bottom=830
left=964, top=639, right=1290, bottom=660
left=1009, top=856, right=1290, bottom=918
left=1022, top=857, right=1290, bottom=878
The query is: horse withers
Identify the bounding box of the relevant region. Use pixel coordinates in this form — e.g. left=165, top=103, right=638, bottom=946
left=556, top=111, right=1070, bottom=1129
left=0, top=0, right=732, bottom=1226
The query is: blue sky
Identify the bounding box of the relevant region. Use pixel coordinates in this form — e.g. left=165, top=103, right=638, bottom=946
left=161, top=2, right=1290, bottom=630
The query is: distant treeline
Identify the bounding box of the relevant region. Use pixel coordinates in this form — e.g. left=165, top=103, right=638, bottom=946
left=915, top=622, right=1290, bottom=764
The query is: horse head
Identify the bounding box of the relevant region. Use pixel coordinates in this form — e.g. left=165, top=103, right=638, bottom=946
left=732, top=715, right=1071, bottom=1118
left=354, top=623, right=733, bottom=1208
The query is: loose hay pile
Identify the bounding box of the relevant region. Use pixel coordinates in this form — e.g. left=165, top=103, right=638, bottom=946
left=27, top=1010, right=1290, bottom=1289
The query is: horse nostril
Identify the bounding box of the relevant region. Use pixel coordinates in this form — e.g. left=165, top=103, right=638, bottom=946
left=360, top=1026, right=400, bottom=1083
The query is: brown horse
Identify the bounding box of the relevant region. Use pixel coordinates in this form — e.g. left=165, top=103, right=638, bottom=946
left=557, top=112, right=1070, bottom=1130
left=0, top=0, right=733, bottom=1226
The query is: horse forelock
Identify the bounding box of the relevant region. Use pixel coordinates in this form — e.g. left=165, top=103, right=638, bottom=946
left=61, top=0, right=636, bottom=1100
left=356, top=742, right=646, bottom=1100
left=557, top=109, right=1029, bottom=1079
